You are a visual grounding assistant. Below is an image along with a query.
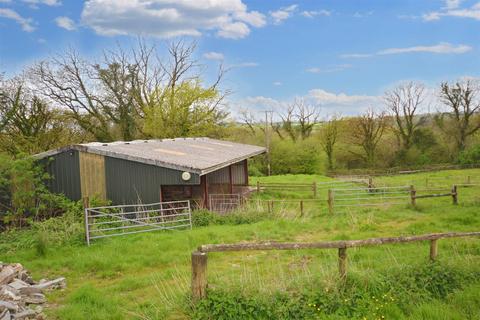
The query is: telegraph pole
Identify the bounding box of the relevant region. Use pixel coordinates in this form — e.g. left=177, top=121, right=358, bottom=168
left=264, top=110, right=273, bottom=176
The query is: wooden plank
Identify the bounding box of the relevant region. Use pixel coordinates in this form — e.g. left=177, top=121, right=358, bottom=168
left=198, top=231, right=480, bottom=252
left=79, top=152, right=106, bottom=200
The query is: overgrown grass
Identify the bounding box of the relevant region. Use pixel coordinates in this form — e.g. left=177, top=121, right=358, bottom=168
left=0, top=169, right=479, bottom=319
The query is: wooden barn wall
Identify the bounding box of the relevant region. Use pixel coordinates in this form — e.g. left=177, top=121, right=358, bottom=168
left=41, top=150, right=82, bottom=201
left=206, top=166, right=230, bottom=184
left=79, top=152, right=107, bottom=200
left=206, top=161, right=247, bottom=186
left=231, top=161, right=246, bottom=185
left=105, top=156, right=200, bottom=205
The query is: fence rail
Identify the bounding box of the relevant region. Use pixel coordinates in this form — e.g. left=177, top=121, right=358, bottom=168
left=84, top=198, right=192, bottom=245
left=191, top=231, right=480, bottom=301
left=327, top=185, right=459, bottom=213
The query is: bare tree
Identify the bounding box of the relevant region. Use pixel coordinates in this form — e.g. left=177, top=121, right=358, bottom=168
left=295, top=99, right=320, bottom=140
left=319, top=115, right=339, bottom=170
left=437, top=80, right=480, bottom=152
left=350, top=109, right=387, bottom=167
left=239, top=109, right=258, bottom=135
left=32, top=40, right=227, bottom=142
left=385, top=82, right=425, bottom=150
left=279, top=104, right=296, bottom=141
left=277, top=99, right=320, bottom=141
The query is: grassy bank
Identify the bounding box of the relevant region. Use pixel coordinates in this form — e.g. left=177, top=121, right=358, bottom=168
left=0, top=169, right=479, bottom=319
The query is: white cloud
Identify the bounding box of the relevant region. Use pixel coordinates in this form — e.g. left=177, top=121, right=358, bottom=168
left=0, top=8, right=35, bottom=32
left=353, top=11, right=373, bottom=18
left=301, top=10, right=331, bottom=18
left=55, top=16, right=76, bottom=31
left=273, top=81, right=282, bottom=86
left=308, top=89, right=380, bottom=106
left=306, top=64, right=351, bottom=73
left=342, top=42, right=472, bottom=58
left=443, top=0, right=462, bottom=9
left=270, top=4, right=297, bottom=24
left=231, top=89, right=381, bottom=119
left=23, top=0, right=61, bottom=7
left=378, top=43, right=471, bottom=55
left=216, top=21, right=250, bottom=39
left=203, top=51, right=224, bottom=61
left=228, top=62, right=259, bottom=68
left=423, top=0, right=480, bottom=21
left=81, top=0, right=266, bottom=39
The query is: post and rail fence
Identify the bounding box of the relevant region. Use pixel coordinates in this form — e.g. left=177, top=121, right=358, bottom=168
left=327, top=185, right=459, bottom=214
left=191, top=231, right=480, bottom=301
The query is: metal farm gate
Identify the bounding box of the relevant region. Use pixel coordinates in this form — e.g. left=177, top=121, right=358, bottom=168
left=84, top=200, right=192, bottom=245
left=209, top=194, right=243, bottom=214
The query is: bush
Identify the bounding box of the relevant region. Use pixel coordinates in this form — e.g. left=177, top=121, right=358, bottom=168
left=458, top=144, right=480, bottom=165
left=270, top=139, right=323, bottom=175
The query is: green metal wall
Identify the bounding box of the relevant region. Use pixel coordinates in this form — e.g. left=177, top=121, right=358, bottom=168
left=42, top=150, right=82, bottom=201
left=104, top=156, right=200, bottom=205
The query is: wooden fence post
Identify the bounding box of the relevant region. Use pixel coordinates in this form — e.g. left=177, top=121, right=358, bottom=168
left=82, top=197, right=90, bottom=246
left=313, top=182, right=317, bottom=198
left=327, top=189, right=334, bottom=214
left=410, top=185, right=416, bottom=207
left=256, top=181, right=260, bottom=193
left=192, top=251, right=208, bottom=302
left=338, top=247, right=347, bottom=280
left=300, top=200, right=304, bottom=217
left=467, top=176, right=471, bottom=185
left=452, top=185, right=458, bottom=205
left=368, top=177, right=373, bottom=192
left=430, top=239, right=438, bottom=261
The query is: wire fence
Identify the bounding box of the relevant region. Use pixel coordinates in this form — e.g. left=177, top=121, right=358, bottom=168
left=329, top=186, right=412, bottom=211
left=209, top=194, right=243, bottom=214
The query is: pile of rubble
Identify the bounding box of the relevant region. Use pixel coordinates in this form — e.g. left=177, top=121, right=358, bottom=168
left=0, top=263, right=65, bottom=320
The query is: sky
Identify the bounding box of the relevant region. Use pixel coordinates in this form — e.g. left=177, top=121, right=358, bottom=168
left=0, top=0, right=479, bottom=117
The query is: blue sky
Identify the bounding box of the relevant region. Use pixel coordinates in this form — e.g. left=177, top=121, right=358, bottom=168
left=0, top=0, right=478, bottom=116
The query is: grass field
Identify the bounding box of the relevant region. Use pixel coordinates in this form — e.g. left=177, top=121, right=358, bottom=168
left=1, top=169, right=480, bottom=319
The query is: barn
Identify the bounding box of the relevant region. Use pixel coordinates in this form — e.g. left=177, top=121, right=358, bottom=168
left=35, top=138, right=265, bottom=209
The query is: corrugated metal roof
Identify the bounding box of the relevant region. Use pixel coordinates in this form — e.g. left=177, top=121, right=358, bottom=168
left=35, top=138, right=265, bottom=175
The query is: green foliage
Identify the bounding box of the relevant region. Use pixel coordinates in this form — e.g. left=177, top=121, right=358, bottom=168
left=269, top=139, right=324, bottom=175
left=143, top=80, right=227, bottom=139
left=458, top=144, right=480, bottom=165
left=192, top=209, right=268, bottom=227
left=192, top=263, right=480, bottom=320
left=0, top=154, right=82, bottom=229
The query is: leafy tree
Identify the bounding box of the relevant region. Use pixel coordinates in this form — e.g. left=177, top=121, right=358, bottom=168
left=319, top=116, right=339, bottom=170
left=143, top=80, right=227, bottom=138
left=0, top=77, right=82, bottom=155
